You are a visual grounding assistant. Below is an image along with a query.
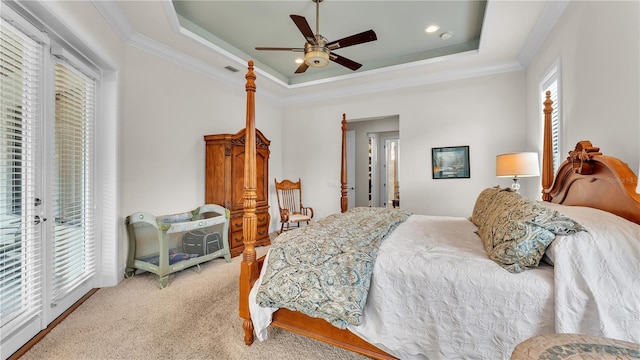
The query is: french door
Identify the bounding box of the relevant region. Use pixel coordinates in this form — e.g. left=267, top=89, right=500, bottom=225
left=1, top=15, right=96, bottom=359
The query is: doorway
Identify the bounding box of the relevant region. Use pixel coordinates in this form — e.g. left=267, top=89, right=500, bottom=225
left=346, top=116, right=399, bottom=208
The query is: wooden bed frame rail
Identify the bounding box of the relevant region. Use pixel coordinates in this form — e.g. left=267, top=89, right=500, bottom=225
left=238, top=62, right=640, bottom=359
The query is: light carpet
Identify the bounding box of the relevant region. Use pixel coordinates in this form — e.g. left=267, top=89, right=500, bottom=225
left=19, top=246, right=367, bottom=360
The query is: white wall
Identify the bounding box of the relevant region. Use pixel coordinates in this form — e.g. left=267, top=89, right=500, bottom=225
left=282, top=1, right=640, bottom=220
left=120, top=47, right=284, bottom=266
left=33, top=0, right=640, bottom=287
left=283, top=71, right=527, bottom=219
left=120, top=47, right=281, bottom=215
left=525, top=1, right=640, bottom=179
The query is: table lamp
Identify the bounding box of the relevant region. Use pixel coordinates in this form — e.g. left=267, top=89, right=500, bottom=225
left=496, top=152, right=540, bottom=193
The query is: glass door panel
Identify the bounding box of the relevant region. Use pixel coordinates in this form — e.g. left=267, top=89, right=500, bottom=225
left=0, top=20, right=44, bottom=358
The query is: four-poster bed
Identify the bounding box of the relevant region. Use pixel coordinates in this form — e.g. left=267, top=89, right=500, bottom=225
left=238, top=61, right=640, bottom=359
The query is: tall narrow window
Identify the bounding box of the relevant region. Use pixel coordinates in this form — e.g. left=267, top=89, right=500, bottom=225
left=539, top=61, right=561, bottom=173
left=51, top=60, right=96, bottom=303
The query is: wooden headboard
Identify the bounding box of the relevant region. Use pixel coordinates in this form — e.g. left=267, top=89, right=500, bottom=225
left=540, top=91, right=640, bottom=224
left=544, top=140, right=640, bottom=224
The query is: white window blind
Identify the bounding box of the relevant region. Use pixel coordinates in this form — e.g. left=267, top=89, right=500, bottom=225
left=0, top=20, right=44, bottom=338
left=540, top=64, right=561, bottom=173
left=51, top=60, right=96, bottom=303
left=546, top=81, right=559, bottom=171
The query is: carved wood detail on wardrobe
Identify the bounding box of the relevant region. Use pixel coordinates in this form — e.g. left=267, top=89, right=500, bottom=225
left=204, top=129, right=271, bottom=257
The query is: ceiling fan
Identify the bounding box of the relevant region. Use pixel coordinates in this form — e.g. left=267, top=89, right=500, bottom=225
left=255, top=0, right=377, bottom=74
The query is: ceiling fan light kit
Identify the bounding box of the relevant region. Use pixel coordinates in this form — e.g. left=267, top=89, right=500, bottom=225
left=255, top=0, right=377, bottom=74
left=304, top=39, right=329, bottom=67
left=305, top=48, right=329, bottom=67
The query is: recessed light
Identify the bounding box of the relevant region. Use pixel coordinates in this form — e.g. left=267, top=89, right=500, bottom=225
left=425, top=25, right=440, bottom=33
left=295, top=58, right=303, bottom=64
left=440, top=31, right=453, bottom=40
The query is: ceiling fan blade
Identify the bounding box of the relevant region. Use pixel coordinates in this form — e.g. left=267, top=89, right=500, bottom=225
left=330, top=54, right=362, bottom=71
left=255, top=47, right=304, bottom=52
left=294, top=62, right=309, bottom=74
left=290, top=15, right=317, bottom=45
left=326, top=30, right=377, bottom=50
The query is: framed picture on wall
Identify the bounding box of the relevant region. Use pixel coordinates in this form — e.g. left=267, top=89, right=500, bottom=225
left=432, top=146, right=470, bottom=179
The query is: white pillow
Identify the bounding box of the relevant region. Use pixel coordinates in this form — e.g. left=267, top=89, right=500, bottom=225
left=538, top=202, right=640, bottom=265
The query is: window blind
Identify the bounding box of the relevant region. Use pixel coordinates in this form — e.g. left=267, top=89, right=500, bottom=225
left=541, top=64, right=560, bottom=174
left=546, top=81, right=559, bottom=172
left=0, top=21, right=44, bottom=338
left=51, top=60, right=96, bottom=303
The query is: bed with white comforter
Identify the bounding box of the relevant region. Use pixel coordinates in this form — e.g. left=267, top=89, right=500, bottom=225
left=250, top=199, right=640, bottom=360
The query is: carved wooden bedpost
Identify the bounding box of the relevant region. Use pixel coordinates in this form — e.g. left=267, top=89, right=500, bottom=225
left=340, top=114, right=348, bottom=213
left=239, top=60, right=258, bottom=345
left=541, top=91, right=554, bottom=201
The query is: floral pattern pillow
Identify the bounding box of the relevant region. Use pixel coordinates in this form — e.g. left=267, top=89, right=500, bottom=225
left=477, top=191, right=586, bottom=273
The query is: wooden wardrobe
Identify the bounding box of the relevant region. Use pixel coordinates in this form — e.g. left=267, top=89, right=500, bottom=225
left=204, top=128, right=271, bottom=257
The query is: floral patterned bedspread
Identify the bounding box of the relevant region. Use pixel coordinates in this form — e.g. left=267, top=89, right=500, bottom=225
left=255, top=207, right=411, bottom=328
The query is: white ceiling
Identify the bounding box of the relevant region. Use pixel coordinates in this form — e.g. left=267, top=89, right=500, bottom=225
left=94, top=0, right=566, bottom=102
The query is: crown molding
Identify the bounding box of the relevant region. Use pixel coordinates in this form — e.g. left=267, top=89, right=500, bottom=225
left=128, top=32, right=252, bottom=95
left=518, top=0, right=570, bottom=67
left=92, top=0, right=285, bottom=103
left=92, top=0, right=561, bottom=105
left=281, top=60, right=524, bottom=105
left=92, top=0, right=136, bottom=42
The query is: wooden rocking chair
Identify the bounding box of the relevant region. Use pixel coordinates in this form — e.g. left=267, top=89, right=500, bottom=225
left=274, top=178, right=314, bottom=234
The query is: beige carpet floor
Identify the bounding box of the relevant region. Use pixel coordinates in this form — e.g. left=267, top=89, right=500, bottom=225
left=19, top=246, right=367, bottom=360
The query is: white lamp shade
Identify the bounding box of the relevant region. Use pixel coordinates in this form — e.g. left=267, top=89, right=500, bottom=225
left=496, top=152, right=540, bottom=178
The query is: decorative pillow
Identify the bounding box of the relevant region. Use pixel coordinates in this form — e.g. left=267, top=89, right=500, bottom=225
left=477, top=191, right=586, bottom=273
left=470, top=186, right=509, bottom=227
